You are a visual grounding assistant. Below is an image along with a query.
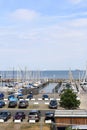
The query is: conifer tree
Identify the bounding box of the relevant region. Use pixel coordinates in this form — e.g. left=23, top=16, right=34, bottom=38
left=60, top=89, right=80, bottom=109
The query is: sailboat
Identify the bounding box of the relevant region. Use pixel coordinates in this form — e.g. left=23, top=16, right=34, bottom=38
left=80, top=66, right=87, bottom=91
left=57, top=69, right=78, bottom=94
left=68, top=68, right=78, bottom=93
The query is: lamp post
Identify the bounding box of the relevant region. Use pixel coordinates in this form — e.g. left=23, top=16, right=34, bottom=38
left=40, top=118, right=43, bottom=130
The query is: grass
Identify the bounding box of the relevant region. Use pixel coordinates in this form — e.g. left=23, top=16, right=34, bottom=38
left=0, top=122, right=51, bottom=130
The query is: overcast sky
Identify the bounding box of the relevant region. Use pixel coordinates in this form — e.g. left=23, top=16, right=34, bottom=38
left=0, top=0, right=87, bottom=70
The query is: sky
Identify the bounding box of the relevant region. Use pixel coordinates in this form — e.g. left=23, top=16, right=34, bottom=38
left=0, top=0, right=87, bottom=70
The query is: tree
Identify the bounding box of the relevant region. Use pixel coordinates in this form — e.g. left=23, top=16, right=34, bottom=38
left=59, top=89, right=80, bottom=109
left=66, top=126, right=80, bottom=130
left=65, top=126, right=72, bottom=130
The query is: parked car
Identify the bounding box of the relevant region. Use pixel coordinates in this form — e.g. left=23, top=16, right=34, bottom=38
left=8, top=94, right=15, bottom=100
left=0, top=93, right=4, bottom=100
left=18, top=100, right=28, bottom=108
left=17, top=94, right=23, bottom=100
left=27, top=94, right=33, bottom=99
left=17, top=96, right=24, bottom=100
left=28, top=110, right=41, bottom=122
left=42, top=94, right=49, bottom=100
left=8, top=101, right=17, bottom=108
left=0, top=111, right=11, bottom=121
left=45, top=111, right=55, bottom=122
left=0, top=100, right=5, bottom=108
left=13, top=111, right=26, bottom=122
left=49, top=99, right=58, bottom=109
left=17, top=93, right=23, bottom=97
left=9, top=97, right=18, bottom=102
left=18, top=88, right=23, bottom=93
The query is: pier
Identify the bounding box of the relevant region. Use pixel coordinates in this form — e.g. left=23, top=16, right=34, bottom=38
left=0, top=78, right=71, bottom=83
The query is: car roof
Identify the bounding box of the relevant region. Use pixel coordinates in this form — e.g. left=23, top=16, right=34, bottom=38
left=27, top=94, right=32, bottom=97
left=45, top=111, right=54, bottom=114
left=16, top=111, right=24, bottom=114
left=29, top=110, right=40, bottom=112
left=16, top=111, right=24, bottom=113
left=50, top=99, right=57, bottom=101
left=0, top=111, right=11, bottom=113
left=0, top=100, right=4, bottom=102
left=43, top=94, right=48, bottom=96
left=19, top=100, right=25, bottom=102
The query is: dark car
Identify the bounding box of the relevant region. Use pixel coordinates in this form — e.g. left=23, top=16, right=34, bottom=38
left=17, top=93, right=23, bottom=98
left=42, top=94, right=49, bottom=100
left=18, top=100, right=28, bottom=108
left=17, top=94, right=24, bottom=100
left=45, top=111, right=55, bottom=122
left=17, top=96, right=24, bottom=100
left=49, top=99, right=58, bottom=109
left=0, top=111, right=11, bottom=121
left=8, top=101, right=17, bottom=108
left=13, top=111, right=26, bottom=122
left=28, top=110, right=41, bottom=122
left=0, top=100, right=5, bottom=108
left=0, top=93, right=4, bottom=100
left=27, top=94, right=33, bottom=99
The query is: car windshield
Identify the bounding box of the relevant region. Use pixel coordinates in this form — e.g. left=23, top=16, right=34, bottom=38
left=16, top=113, right=22, bottom=115
left=0, top=112, right=8, bottom=116
left=43, top=95, right=48, bottom=98
left=50, top=100, right=57, bottom=105
left=45, top=112, right=54, bottom=116
left=10, top=101, right=16, bottom=103
left=0, top=101, right=3, bottom=103
left=20, top=101, right=25, bottom=103
left=28, top=94, right=32, bottom=97
left=29, top=112, right=37, bottom=115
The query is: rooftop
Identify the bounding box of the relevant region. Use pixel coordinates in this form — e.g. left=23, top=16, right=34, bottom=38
left=55, top=110, right=87, bottom=117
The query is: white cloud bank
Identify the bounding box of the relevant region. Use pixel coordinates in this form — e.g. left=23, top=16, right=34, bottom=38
left=0, top=8, right=87, bottom=69
left=9, top=9, right=40, bottom=21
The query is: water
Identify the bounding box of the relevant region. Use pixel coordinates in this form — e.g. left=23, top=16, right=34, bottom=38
left=0, top=70, right=84, bottom=79
left=39, top=83, right=57, bottom=93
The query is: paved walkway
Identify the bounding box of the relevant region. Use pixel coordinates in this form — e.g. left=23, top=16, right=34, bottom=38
left=78, top=92, right=87, bottom=110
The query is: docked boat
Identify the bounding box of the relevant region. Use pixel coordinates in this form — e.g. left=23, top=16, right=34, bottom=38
left=80, top=66, right=87, bottom=91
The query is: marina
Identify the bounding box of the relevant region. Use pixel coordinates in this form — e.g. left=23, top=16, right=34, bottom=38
left=0, top=69, right=86, bottom=109
left=0, top=69, right=86, bottom=95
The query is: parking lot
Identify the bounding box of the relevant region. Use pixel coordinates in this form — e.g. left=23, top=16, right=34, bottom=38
left=0, top=110, right=56, bottom=130
left=1, top=93, right=60, bottom=109
left=0, top=93, right=59, bottom=124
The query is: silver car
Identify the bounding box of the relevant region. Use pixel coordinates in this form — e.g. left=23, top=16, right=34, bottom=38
left=28, top=110, right=41, bottom=122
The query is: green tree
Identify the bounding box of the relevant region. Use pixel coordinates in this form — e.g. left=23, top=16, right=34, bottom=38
left=66, top=126, right=80, bottom=130
left=59, top=89, right=80, bottom=109
left=66, top=126, right=72, bottom=130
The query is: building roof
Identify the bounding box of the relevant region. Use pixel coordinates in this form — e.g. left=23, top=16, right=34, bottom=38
left=72, top=125, right=87, bottom=129
left=55, top=110, right=87, bottom=117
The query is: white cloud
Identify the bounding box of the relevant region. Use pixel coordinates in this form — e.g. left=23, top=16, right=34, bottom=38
left=68, top=18, right=87, bottom=27
left=0, top=12, right=87, bottom=69
left=9, top=9, right=40, bottom=21
left=68, top=0, right=82, bottom=4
